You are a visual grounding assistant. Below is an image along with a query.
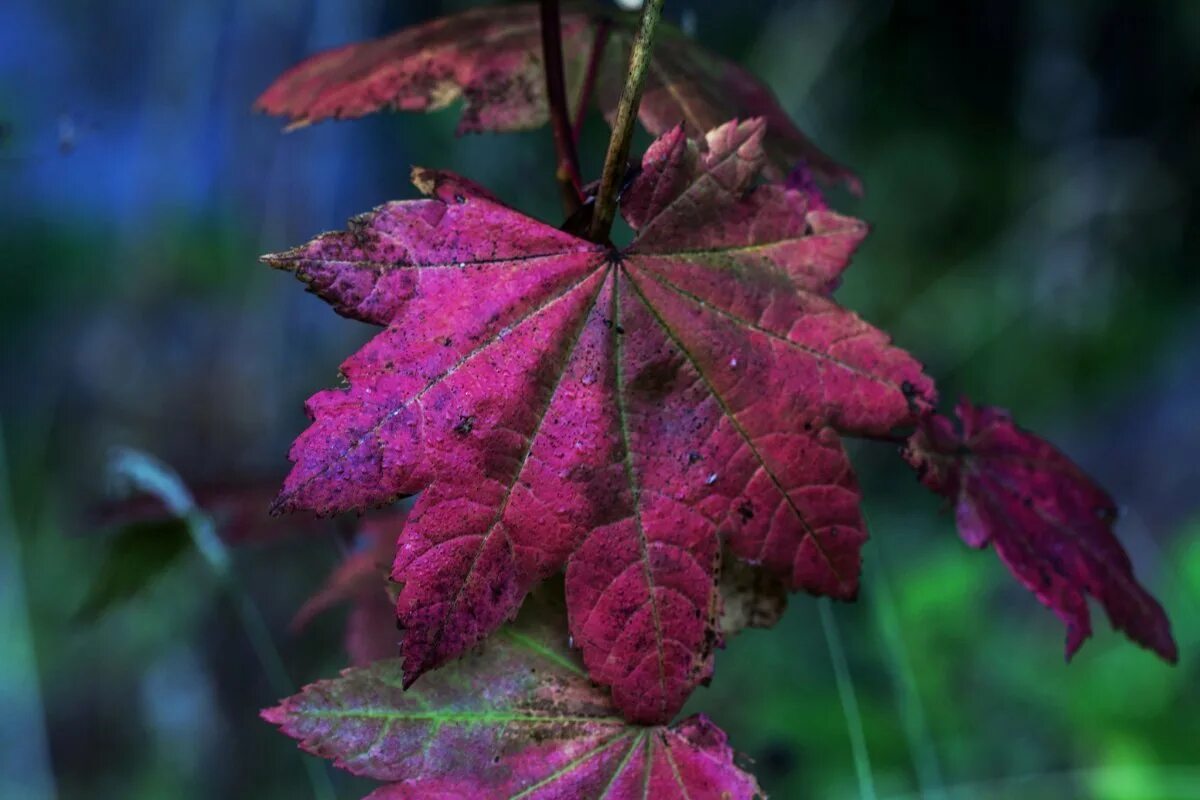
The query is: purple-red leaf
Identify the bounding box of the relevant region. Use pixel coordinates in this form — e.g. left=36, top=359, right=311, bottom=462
left=903, top=398, right=1177, bottom=663
left=597, top=20, right=860, bottom=190
left=89, top=479, right=322, bottom=545
left=292, top=512, right=407, bottom=666
left=263, top=599, right=763, bottom=800
left=267, top=119, right=932, bottom=722
left=258, top=4, right=592, bottom=135
left=256, top=3, right=855, bottom=188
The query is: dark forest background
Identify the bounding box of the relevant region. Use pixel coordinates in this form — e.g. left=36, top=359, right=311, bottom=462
left=1, top=1, right=1197, bottom=798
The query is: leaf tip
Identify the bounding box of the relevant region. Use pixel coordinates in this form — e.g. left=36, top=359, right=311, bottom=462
left=259, top=703, right=287, bottom=727
left=268, top=493, right=291, bottom=517
left=259, top=251, right=294, bottom=272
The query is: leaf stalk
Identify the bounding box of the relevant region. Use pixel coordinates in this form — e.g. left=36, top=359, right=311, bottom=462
left=572, top=19, right=611, bottom=143
left=588, top=0, right=665, bottom=243
left=540, top=0, right=584, bottom=215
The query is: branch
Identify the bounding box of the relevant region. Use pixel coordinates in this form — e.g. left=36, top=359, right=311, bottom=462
left=587, top=0, right=665, bottom=243
left=572, top=19, right=611, bottom=143
left=540, top=0, right=583, bottom=215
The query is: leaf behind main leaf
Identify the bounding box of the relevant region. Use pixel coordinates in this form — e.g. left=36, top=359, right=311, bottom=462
left=263, top=596, right=764, bottom=800
left=903, top=398, right=1177, bottom=663
left=256, top=2, right=857, bottom=188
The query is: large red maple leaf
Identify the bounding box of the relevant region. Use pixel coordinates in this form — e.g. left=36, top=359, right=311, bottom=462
left=266, top=118, right=932, bottom=722
left=904, top=399, right=1177, bottom=662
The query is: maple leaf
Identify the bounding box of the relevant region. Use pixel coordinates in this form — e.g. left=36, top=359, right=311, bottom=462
left=76, top=518, right=192, bottom=622
left=903, top=399, right=1177, bottom=663
left=292, top=511, right=408, bottom=666
left=266, top=118, right=932, bottom=722
left=90, top=479, right=320, bottom=544
left=263, top=597, right=763, bottom=800
left=255, top=2, right=856, bottom=188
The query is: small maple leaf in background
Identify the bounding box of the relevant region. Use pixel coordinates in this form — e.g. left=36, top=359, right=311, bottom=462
left=90, top=479, right=321, bottom=545
left=291, top=510, right=408, bottom=666
left=255, top=2, right=858, bottom=190
left=80, top=476, right=331, bottom=622
left=903, top=399, right=1177, bottom=663
left=265, top=118, right=932, bottom=723
left=263, top=595, right=763, bottom=800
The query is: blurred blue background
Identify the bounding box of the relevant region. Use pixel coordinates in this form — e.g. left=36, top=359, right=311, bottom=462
left=1, top=1, right=1197, bottom=798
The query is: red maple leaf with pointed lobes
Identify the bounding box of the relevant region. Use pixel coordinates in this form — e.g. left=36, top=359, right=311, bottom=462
left=255, top=2, right=858, bottom=189
left=265, top=118, right=933, bottom=723
left=264, top=597, right=763, bottom=800
left=903, top=399, right=1177, bottom=663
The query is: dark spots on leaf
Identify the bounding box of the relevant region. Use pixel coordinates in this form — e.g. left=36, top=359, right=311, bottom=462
left=737, top=501, right=754, bottom=522
left=687, top=451, right=702, bottom=465
left=1036, top=567, right=1051, bottom=588
left=453, top=415, right=475, bottom=435
left=615, top=325, right=625, bottom=335
left=901, top=380, right=921, bottom=414
left=629, top=358, right=676, bottom=398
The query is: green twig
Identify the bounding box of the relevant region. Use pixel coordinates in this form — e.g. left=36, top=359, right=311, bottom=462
left=0, top=421, right=56, bottom=800
left=868, top=529, right=946, bottom=799
left=819, top=598, right=878, bottom=800
left=587, top=0, right=665, bottom=243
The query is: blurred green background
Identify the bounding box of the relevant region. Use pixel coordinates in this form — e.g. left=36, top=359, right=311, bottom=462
left=1, top=1, right=1197, bottom=798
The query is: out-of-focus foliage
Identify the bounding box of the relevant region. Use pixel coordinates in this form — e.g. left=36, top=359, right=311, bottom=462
left=0, top=1, right=1196, bottom=799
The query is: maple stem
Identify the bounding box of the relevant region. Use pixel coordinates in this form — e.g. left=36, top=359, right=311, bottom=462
left=866, top=532, right=947, bottom=798
left=588, top=0, right=665, bottom=243
left=819, top=599, right=879, bottom=800
left=572, top=19, right=611, bottom=143
left=540, top=0, right=584, bottom=215
left=0, top=421, right=57, bottom=798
